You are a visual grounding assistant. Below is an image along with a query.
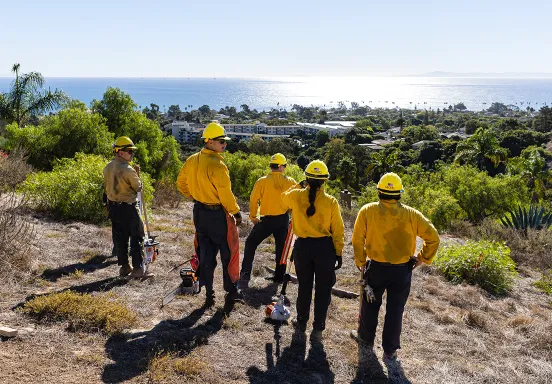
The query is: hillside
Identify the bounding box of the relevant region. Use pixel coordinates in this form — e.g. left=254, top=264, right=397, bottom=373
left=1, top=202, right=551, bottom=384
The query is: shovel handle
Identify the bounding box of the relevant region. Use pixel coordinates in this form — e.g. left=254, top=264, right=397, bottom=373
left=359, top=269, right=364, bottom=312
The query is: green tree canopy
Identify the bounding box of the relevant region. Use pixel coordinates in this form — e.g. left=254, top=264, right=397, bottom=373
left=455, top=128, right=508, bottom=172
left=533, top=106, right=552, bottom=133
left=500, top=129, right=549, bottom=157
left=91, top=87, right=137, bottom=137
left=4, top=108, right=113, bottom=170
left=400, top=125, right=440, bottom=142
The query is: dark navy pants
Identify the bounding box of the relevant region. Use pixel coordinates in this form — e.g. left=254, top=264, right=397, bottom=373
left=193, top=203, right=237, bottom=294
left=240, top=213, right=289, bottom=282
left=293, top=237, right=336, bottom=331
left=109, top=203, right=144, bottom=269
left=358, top=261, right=412, bottom=354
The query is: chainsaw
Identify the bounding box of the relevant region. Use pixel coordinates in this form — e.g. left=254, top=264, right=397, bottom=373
left=265, top=222, right=295, bottom=322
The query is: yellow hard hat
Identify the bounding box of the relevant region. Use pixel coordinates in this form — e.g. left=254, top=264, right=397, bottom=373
left=201, top=122, right=231, bottom=142
left=377, top=172, right=404, bottom=195
left=304, top=160, right=329, bottom=180
left=270, top=153, right=287, bottom=166
left=113, top=136, right=137, bottom=152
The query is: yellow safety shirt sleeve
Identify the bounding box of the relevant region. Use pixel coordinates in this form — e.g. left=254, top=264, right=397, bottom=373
left=176, top=161, right=193, bottom=200
left=249, top=178, right=264, bottom=220
left=352, top=208, right=369, bottom=268
left=330, top=199, right=345, bottom=256
left=211, top=162, right=240, bottom=215
left=413, top=211, right=440, bottom=264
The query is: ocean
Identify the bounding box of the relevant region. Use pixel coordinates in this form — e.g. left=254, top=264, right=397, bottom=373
left=1, top=77, right=551, bottom=112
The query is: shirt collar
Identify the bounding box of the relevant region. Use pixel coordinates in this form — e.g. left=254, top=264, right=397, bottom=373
left=201, top=148, right=224, bottom=160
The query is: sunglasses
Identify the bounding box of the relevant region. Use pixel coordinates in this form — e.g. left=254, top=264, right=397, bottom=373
left=216, top=139, right=227, bottom=145
left=123, top=149, right=135, bottom=154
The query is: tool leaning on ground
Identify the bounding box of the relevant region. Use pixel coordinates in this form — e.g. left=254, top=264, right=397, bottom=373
left=265, top=222, right=296, bottom=322
left=136, top=167, right=159, bottom=277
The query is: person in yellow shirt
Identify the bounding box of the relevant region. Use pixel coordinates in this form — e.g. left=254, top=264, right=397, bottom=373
left=350, top=172, right=440, bottom=361
left=103, top=136, right=152, bottom=278
left=239, top=153, right=297, bottom=288
left=282, top=160, right=345, bottom=343
left=176, top=122, right=243, bottom=306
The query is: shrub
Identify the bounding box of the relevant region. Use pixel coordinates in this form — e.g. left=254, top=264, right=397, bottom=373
left=224, top=151, right=303, bottom=199
left=434, top=240, right=517, bottom=295
left=0, top=193, right=35, bottom=284
left=148, top=351, right=208, bottom=383
left=152, top=178, right=182, bottom=208
left=22, top=290, right=137, bottom=334
left=20, top=153, right=154, bottom=223
left=533, top=270, right=552, bottom=295
left=444, top=165, right=529, bottom=223
left=468, top=219, right=552, bottom=269
left=4, top=109, right=113, bottom=170
left=0, top=148, right=33, bottom=192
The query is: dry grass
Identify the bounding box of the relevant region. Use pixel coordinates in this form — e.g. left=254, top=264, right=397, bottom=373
left=148, top=351, right=208, bottom=383
left=21, top=290, right=137, bottom=335
left=1, top=200, right=551, bottom=383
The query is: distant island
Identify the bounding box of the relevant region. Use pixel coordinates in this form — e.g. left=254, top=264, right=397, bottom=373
left=410, top=71, right=552, bottom=78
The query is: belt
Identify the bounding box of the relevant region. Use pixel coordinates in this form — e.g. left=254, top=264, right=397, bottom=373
left=109, top=201, right=137, bottom=206
left=369, top=259, right=409, bottom=267
left=195, top=201, right=223, bottom=211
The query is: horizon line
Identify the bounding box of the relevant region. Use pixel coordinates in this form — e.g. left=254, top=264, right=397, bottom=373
left=2, top=73, right=552, bottom=79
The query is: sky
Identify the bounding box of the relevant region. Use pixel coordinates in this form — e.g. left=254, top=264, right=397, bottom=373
left=1, top=0, right=551, bottom=77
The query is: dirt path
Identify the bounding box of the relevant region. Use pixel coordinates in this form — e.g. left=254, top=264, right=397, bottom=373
left=1, top=202, right=551, bottom=383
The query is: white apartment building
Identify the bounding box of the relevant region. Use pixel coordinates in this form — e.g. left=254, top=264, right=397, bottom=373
left=169, top=121, right=203, bottom=144
left=168, top=121, right=347, bottom=144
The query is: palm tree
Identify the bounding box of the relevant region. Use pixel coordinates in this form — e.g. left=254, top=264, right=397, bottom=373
left=454, top=127, right=508, bottom=170
left=0, top=63, right=68, bottom=126
left=365, top=149, right=403, bottom=181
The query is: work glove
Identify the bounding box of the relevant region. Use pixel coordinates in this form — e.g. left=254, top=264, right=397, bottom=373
left=299, top=180, right=308, bottom=188
left=234, top=211, right=242, bottom=226
left=133, top=164, right=140, bottom=176
left=250, top=217, right=260, bottom=225
left=364, top=283, right=376, bottom=303
left=334, top=255, right=342, bottom=270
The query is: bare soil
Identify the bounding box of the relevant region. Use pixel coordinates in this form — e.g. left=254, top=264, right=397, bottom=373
left=1, top=202, right=551, bottom=383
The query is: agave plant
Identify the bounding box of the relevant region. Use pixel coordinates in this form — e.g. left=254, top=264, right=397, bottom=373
left=501, top=205, right=552, bottom=231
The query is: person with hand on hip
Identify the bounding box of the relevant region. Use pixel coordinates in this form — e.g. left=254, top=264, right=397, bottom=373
left=350, top=172, right=440, bottom=361
left=177, top=122, right=243, bottom=306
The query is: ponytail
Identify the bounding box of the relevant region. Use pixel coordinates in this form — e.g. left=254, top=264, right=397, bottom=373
left=306, top=178, right=324, bottom=217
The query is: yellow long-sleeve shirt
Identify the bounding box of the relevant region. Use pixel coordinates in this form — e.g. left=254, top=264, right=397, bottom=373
left=176, top=149, right=240, bottom=214
left=352, top=200, right=440, bottom=267
left=103, top=156, right=142, bottom=204
left=282, top=187, right=345, bottom=256
left=249, top=172, right=297, bottom=220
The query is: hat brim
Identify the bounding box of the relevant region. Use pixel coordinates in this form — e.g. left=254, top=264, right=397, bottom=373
left=377, top=188, right=403, bottom=195
left=305, top=172, right=329, bottom=180
left=204, top=136, right=231, bottom=141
